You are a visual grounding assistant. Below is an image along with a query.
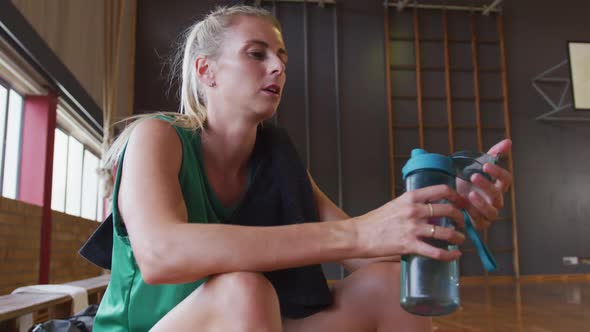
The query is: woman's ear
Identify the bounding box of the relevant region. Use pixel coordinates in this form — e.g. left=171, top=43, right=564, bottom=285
left=195, top=56, right=216, bottom=87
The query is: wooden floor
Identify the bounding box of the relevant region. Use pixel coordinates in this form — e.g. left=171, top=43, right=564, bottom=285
left=433, top=280, right=590, bottom=332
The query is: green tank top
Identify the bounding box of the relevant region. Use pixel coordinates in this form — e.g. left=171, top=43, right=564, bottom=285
left=94, top=117, right=249, bottom=331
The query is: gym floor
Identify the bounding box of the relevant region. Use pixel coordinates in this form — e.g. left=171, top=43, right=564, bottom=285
left=434, top=279, right=590, bottom=331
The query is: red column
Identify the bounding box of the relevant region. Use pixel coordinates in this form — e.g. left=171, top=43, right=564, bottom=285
left=18, top=93, right=58, bottom=284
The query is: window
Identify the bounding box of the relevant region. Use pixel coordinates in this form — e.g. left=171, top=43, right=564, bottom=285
left=65, top=136, right=83, bottom=215
left=1, top=31, right=103, bottom=220
left=0, top=83, right=24, bottom=199
left=81, top=150, right=99, bottom=220
left=0, top=85, right=7, bottom=182
left=51, top=129, right=68, bottom=211
left=51, top=127, right=103, bottom=221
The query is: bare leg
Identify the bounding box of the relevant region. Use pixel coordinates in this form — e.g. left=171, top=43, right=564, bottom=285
left=151, top=272, right=282, bottom=332
left=283, top=262, right=432, bottom=332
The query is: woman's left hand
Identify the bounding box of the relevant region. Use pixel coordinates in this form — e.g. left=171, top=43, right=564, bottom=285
left=459, top=139, right=513, bottom=230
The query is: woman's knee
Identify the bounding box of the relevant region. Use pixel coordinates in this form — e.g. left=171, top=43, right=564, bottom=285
left=206, top=272, right=281, bottom=331
left=345, top=262, right=431, bottom=331
left=209, top=272, right=278, bottom=303
left=347, top=262, right=401, bottom=299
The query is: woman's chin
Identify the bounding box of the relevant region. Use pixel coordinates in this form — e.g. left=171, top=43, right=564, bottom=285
left=253, top=107, right=278, bottom=122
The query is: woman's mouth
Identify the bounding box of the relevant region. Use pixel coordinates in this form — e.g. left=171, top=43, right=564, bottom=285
left=262, top=84, right=281, bottom=96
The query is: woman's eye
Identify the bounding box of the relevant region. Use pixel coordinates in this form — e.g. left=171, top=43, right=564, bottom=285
left=249, top=51, right=266, bottom=60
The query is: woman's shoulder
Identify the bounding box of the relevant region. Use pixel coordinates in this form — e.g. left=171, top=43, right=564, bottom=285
left=131, top=112, right=199, bottom=142
left=126, top=116, right=183, bottom=164
left=132, top=116, right=181, bottom=140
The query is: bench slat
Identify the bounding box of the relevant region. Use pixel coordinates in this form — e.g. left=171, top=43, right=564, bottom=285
left=0, top=275, right=110, bottom=323
left=0, top=293, right=70, bottom=322
left=64, top=275, right=110, bottom=294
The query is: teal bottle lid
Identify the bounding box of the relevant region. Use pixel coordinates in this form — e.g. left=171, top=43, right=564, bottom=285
left=402, top=148, right=456, bottom=180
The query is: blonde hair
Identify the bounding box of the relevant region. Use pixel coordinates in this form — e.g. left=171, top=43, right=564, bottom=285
left=102, top=5, right=281, bottom=170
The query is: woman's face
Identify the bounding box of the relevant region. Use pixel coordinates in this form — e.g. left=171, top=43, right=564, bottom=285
left=207, top=15, right=287, bottom=122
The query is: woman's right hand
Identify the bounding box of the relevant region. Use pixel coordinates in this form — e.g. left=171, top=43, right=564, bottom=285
left=354, top=185, right=468, bottom=261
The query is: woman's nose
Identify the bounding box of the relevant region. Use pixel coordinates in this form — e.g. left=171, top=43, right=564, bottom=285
left=269, top=56, right=285, bottom=76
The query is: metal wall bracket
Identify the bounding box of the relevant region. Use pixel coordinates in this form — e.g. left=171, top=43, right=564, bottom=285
left=483, top=0, right=503, bottom=15
left=532, top=59, right=590, bottom=122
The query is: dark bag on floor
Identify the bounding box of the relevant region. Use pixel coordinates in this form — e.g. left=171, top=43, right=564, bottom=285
left=30, top=305, right=98, bottom=332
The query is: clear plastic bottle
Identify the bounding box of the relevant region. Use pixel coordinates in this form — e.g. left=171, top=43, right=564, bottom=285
left=400, top=149, right=460, bottom=316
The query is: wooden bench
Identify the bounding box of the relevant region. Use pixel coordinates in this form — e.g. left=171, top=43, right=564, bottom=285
left=0, top=275, right=110, bottom=332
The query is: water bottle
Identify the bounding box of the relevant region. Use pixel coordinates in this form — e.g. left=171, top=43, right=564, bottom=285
left=400, top=148, right=460, bottom=316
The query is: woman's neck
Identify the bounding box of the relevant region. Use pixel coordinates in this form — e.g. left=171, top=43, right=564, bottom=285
left=200, top=113, right=257, bottom=178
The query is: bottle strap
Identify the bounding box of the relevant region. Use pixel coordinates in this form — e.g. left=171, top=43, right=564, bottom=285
left=463, top=210, right=497, bottom=272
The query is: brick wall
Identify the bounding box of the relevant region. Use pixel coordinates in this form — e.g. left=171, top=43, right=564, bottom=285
left=0, top=197, right=104, bottom=295
left=49, top=211, right=103, bottom=284
left=0, top=198, right=42, bottom=295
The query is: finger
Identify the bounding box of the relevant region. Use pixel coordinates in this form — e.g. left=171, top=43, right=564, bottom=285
left=418, top=224, right=465, bottom=245
left=463, top=204, right=490, bottom=230
left=470, top=173, right=503, bottom=209
left=469, top=191, right=499, bottom=221
left=422, top=203, right=466, bottom=229
left=486, top=138, right=512, bottom=157
left=411, top=241, right=462, bottom=261
left=405, top=185, right=469, bottom=208
left=483, top=163, right=513, bottom=192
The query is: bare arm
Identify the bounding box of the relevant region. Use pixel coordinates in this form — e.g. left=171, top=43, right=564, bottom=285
left=119, top=119, right=466, bottom=285
left=119, top=119, right=359, bottom=284
left=307, top=173, right=400, bottom=273
left=307, top=140, right=514, bottom=273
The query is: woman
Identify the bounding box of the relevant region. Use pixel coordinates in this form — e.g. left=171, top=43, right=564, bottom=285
left=93, top=5, right=512, bottom=332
